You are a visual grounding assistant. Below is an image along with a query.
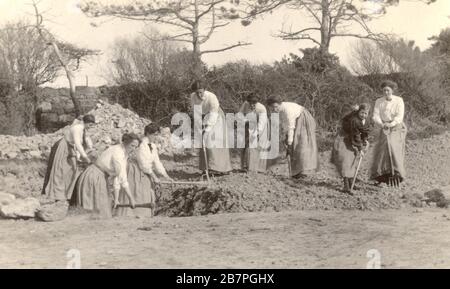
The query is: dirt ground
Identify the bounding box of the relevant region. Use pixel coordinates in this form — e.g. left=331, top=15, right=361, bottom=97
left=0, top=131, right=449, bottom=268
left=1, top=209, right=450, bottom=269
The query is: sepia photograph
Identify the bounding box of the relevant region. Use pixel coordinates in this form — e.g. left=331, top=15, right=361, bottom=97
left=0, top=0, right=449, bottom=273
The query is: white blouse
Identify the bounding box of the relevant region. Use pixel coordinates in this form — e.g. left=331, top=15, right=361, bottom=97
left=279, top=102, right=304, bottom=145
left=190, top=90, right=220, bottom=132
left=372, top=95, right=405, bottom=127
left=63, top=120, right=88, bottom=159
left=136, top=137, right=169, bottom=178
left=95, top=144, right=129, bottom=192
left=238, top=101, right=268, bottom=134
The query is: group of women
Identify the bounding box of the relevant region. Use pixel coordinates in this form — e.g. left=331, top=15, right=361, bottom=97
left=41, top=79, right=407, bottom=218
left=190, top=80, right=320, bottom=178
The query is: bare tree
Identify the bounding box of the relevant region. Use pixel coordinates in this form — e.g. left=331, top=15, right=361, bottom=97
left=350, top=39, right=398, bottom=75
left=110, top=29, right=183, bottom=84
left=31, top=0, right=99, bottom=116
left=109, top=28, right=197, bottom=120
left=0, top=21, right=60, bottom=92
left=241, top=0, right=437, bottom=53
left=80, top=0, right=252, bottom=78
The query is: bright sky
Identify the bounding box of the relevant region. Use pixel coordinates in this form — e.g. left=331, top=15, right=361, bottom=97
left=0, top=0, right=449, bottom=87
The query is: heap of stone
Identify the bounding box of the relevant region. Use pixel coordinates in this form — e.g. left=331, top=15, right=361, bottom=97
left=0, top=100, right=184, bottom=160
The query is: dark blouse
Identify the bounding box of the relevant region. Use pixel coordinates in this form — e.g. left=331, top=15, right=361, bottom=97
left=342, top=112, right=370, bottom=150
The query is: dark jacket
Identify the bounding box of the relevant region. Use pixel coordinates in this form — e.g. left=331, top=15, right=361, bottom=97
left=342, top=112, right=370, bottom=151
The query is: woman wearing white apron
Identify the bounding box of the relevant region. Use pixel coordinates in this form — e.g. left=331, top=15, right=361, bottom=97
left=190, top=80, right=232, bottom=175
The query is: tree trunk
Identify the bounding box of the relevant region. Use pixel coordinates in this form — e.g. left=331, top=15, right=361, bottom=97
left=192, top=0, right=203, bottom=80
left=320, top=0, right=331, bottom=53
left=192, top=33, right=203, bottom=80
left=50, top=42, right=82, bottom=117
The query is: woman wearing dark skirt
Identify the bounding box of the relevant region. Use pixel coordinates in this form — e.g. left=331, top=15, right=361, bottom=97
left=267, top=96, right=319, bottom=178
left=116, top=124, right=173, bottom=218
left=331, top=104, right=371, bottom=193
left=72, top=133, right=139, bottom=218
left=42, top=114, right=95, bottom=202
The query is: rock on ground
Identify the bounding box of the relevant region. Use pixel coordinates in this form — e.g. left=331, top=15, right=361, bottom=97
left=0, top=192, right=16, bottom=206
left=36, top=201, right=69, bottom=222
left=0, top=197, right=40, bottom=219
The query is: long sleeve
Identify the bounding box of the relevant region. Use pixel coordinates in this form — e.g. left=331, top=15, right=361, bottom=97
left=190, top=93, right=203, bottom=131
left=112, top=153, right=129, bottom=191
left=286, top=113, right=297, bottom=145
left=255, top=104, right=268, bottom=134
left=203, top=94, right=220, bottom=131
left=151, top=145, right=169, bottom=178
left=372, top=99, right=383, bottom=126
left=391, top=97, right=405, bottom=126
left=136, top=142, right=154, bottom=176
left=71, top=125, right=88, bottom=159
left=350, top=118, right=363, bottom=150
left=280, top=102, right=303, bottom=145
left=136, top=141, right=169, bottom=178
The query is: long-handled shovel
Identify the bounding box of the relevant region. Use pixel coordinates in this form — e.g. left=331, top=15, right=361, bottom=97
left=114, top=203, right=155, bottom=217
left=159, top=181, right=208, bottom=186
left=350, top=152, right=364, bottom=192
left=115, top=203, right=154, bottom=209
left=383, top=128, right=399, bottom=187
left=285, top=144, right=292, bottom=177
left=202, top=134, right=211, bottom=183
left=287, top=154, right=292, bottom=178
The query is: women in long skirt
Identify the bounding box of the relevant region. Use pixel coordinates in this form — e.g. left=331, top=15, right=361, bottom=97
left=331, top=104, right=371, bottom=193
left=116, top=124, right=173, bottom=217
left=42, top=114, right=95, bottom=202
left=237, top=93, right=269, bottom=172
left=191, top=80, right=232, bottom=174
left=370, top=80, right=407, bottom=185
left=72, top=133, right=139, bottom=218
left=267, top=96, right=319, bottom=178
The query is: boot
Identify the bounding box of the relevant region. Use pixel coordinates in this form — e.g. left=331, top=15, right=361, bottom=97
left=343, top=178, right=350, bottom=193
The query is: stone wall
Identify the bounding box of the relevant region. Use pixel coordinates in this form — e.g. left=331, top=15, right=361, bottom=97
left=35, top=86, right=108, bottom=133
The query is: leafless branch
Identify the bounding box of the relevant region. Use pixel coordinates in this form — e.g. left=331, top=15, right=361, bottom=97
left=200, top=42, right=252, bottom=55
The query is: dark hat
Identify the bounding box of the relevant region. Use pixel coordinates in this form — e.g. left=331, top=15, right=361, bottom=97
left=82, top=114, right=95, bottom=124
left=266, top=95, right=283, bottom=106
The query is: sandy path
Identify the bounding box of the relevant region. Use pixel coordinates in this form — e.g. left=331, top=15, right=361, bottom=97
left=1, top=208, right=450, bottom=269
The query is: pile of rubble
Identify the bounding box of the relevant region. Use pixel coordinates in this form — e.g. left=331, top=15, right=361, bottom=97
left=0, top=100, right=185, bottom=161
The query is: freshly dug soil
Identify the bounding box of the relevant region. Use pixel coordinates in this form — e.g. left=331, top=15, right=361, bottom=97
left=155, top=131, right=450, bottom=216
left=155, top=172, right=402, bottom=217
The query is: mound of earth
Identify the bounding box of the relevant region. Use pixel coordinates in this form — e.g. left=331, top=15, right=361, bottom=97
left=155, top=172, right=403, bottom=216
left=0, top=101, right=183, bottom=161
left=156, top=130, right=450, bottom=216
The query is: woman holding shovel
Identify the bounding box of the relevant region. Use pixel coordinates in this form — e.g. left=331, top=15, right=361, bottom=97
left=116, top=124, right=173, bottom=218
left=267, top=96, right=319, bottom=178
left=72, top=133, right=139, bottom=218
left=237, top=93, right=269, bottom=173
left=42, top=114, right=96, bottom=202
left=331, top=104, right=371, bottom=194
left=370, top=80, right=407, bottom=187
left=190, top=80, right=232, bottom=176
